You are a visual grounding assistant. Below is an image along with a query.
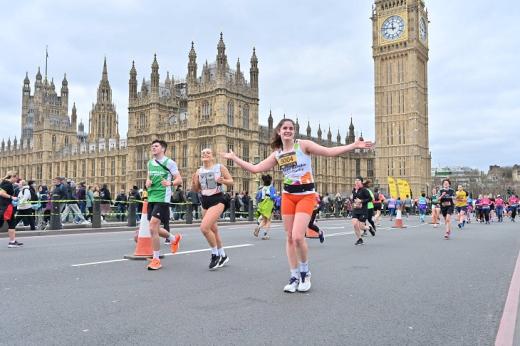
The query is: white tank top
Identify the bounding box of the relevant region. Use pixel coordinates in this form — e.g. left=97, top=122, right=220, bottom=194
left=275, top=140, right=315, bottom=195
left=198, top=164, right=223, bottom=196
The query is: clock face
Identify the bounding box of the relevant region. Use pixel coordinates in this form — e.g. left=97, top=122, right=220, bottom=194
left=419, top=17, right=427, bottom=41
left=381, top=15, right=405, bottom=41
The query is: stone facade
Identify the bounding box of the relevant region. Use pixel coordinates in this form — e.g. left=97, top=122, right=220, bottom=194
left=0, top=34, right=374, bottom=195
left=372, top=0, right=432, bottom=196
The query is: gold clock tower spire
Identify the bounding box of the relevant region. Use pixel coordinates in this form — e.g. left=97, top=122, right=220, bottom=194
left=372, top=0, right=431, bottom=196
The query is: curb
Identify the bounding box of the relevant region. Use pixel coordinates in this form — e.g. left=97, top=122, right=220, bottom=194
left=0, top=216, right=351, bottom=238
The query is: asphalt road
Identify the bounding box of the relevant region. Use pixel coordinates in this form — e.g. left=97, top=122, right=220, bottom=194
left=1, top=216, right=519, bottom=345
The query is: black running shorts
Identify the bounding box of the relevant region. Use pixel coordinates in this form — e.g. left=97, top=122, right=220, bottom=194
left=441, top=206, right=454, bottom=217
left=201, top=193, right=229, bottom=211
left=147, top=202, right=170, bottom=221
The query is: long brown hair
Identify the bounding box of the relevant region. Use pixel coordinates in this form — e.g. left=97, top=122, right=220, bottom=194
left=270, top=118, right=295, bottom=150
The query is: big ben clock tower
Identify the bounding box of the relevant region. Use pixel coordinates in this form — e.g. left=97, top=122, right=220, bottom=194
left=372, top=0, right=431, bottom=196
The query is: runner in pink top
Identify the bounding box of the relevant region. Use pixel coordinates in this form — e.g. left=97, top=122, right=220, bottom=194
left=481, top=195, right=491, bottom=224
left=495, top=195, right=505, bottom=222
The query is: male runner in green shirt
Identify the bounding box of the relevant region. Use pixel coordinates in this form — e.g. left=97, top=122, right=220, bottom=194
left=145, top=139, right=183, bottom=270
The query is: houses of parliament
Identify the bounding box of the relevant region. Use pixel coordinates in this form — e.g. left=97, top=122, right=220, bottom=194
left=0, top=0, right=432, bottom=196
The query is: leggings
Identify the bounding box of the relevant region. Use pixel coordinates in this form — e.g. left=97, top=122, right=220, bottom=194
left=308, top=209, right=320, bottom=233
left=366, top=209, right=376, bottom=229
left=511, top=206, right=517, bottom=221
left=482, top=207, right=490, bottom=222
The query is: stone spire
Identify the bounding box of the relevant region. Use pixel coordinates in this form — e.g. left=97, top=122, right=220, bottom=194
left=129, top=60, right=137, bottom=102
left=268, top=110, right=273, bottom=130
left=295, top=118, right=300, bottom=136
left=188, top=41, right=197, bottom=83
left=337, top=129, right=341, bottom=144
left=306, top=121, right=311, bottom=137
left=317, top=124, right=322, bottom=140
left=216, top=33, right=227, bottom=75
left=150, top=54, right=159, bottom=95
left=347, top=117, right=355, bottom=144
left=250, top=47, right=258, bottom=90
left=327, top=126, right=332, bottom=142
left=97, top=59, right=112, bottom=103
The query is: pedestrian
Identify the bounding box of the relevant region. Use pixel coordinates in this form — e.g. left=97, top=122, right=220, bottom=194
left=306, top=193, right=325, bottom=243
left=115, top=190, right=128, bottom=222
left=222, top=117, right=372, bottom=292
left=361, top=179, right=376, bottom=237
left=387, top=196, right=396, bottom=221
left=145, top=139, right=183, bottom=270
left=0, top=171, right=23, bottom=247
left=192, top=148, right=233, bottom=270
left=495, top=195, right=505, bottom=222
left=86, top=185, right=94, bottom=221
left=99, top=184, right=112, bottom=222
left=15, top=179, right=37, bottom=230
left=438, top=179, right=455, bottom=239
left=418, top=193, right=428, bottom=223
left=430, top=187, right=441, bottom=227
left=171, top=185, right=185, bottom=220
left=186, top=189, right=201, bottom=220
left=352, top=177, right=372, bottom=244
left=254, top=174, right=276, bottom=240
left=455, top=185, right=468, bottom=229
left=508, top=194, right=518, bottom=222
left=403, top=195, right=412, bottom=217
left=373, top=188, right=385, bottom=226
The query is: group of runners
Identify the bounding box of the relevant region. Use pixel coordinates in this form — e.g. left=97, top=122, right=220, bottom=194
left=2, top=116, right=515, bottom=294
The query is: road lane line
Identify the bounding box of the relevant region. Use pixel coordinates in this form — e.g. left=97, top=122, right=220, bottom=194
left=71, top=243, right=254, bottom=267
left=495, top=248, right=520, bottom=346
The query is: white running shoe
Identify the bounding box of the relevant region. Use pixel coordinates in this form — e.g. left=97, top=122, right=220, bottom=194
left=283, top=277, right=299, bottom=293
left=297, top=271, right=312, bottom=292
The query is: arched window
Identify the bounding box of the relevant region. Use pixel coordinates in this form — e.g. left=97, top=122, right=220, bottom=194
left=52, top=135, right=57, bottom=150
left=242, top=105, right=249, bottom=129
left=227, top=101, right=234, bottom=126
left=202, top=101, right=210, bottom=121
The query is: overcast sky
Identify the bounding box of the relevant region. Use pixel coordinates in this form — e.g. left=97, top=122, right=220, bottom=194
left=0, top=0, right=517, bottom=171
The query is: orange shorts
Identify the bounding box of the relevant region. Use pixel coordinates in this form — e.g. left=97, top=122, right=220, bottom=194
left=281, top=193, right=317, bottom=216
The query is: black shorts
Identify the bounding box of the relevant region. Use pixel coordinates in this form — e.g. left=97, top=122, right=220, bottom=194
left=147, top=202, right=170, bottom=222
left=201, top=193, right=229, bottom=211
left=0, top=218, right=17, bottom=229
left=441, top=206, right=454, bottom=217
left=373, top=203, right=382, bottom=211
left=352, top=211, right=367, bottom=222
left=456, top=206, right=467, bottom=213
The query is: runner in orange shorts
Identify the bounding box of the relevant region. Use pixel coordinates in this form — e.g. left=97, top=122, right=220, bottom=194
left=222, top=118, right=372, bottom=293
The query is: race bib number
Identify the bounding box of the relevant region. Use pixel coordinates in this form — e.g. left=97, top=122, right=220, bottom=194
left=277, top=152, right=297, bottom=169
left=353, top=200, right=362, bottom=209
left=441, top=201, right=451, bottom=207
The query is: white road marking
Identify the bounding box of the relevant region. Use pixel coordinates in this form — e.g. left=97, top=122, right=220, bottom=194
left=71, top=243, right=253, bottom=267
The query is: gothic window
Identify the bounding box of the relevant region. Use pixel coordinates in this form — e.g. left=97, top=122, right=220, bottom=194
left=52, top=135, right=56, bottom=150
left=121, top=157, right=126, bottom=176
left=202, top=101, right=210, bottom=121
left=73, top=162, right=77, bottom=178
left=100, top=159, right=105, bottom=176
left=242, top=105, right=249, bottom=129
left=242, top=180, right=249, bottom=194
left=82, top=161, right=86, bottom=178
left=367, top=159, right=374, bottom=178
left=355, top=159, right=361, bottom=177
left=242, top=143, right=249, bottom=162
left=182, top=145, right=188, bottom=168
left=91, top=159, right=96, bottom=177
left=227, top=101, right=234, bottom=126
left=111, top=157, right=116, bottom=176
left=227, top=143, right=234, bottom=167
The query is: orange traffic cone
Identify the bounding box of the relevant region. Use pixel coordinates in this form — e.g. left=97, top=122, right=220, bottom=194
left=391, top=209, right=407, bottom=228
left=124, top=201, right=163, bottom=260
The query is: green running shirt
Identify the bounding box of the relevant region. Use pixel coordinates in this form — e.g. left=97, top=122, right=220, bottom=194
left=147, top=157, right=179, bottom=203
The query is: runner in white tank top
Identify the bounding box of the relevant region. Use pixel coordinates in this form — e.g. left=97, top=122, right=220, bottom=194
left=192, top=148, right=234, bottom=270
left=222, top=118, right=373, bottom=293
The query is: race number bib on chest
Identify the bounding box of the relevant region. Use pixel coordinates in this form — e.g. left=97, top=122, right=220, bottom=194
left=277, top=152, right=297, bottom=169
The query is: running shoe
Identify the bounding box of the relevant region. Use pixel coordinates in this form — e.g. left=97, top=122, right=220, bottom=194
left=217, top=255, right=229, bottom=268
left=170, top=234, right=182, bottom=253
left=298, top=271, right=312, bottom=292
left=209, top=254, right=221, bottom=270
left=355, top=238, right=364, bottom=246
left=261, top=234, right=270, bottom=240
left=147, top=258, right=162, bottom=270
left=164, top=238, right=171, bottom=245
left=369, top=226, right=376, bottom=237
left=283, top=277, right=300, bottom=293
left=457, top=223, right=462, bottom=229
left=462, top=220, right=466, bottom=227
left=253, top=226, right=260, bottom=237
left=362, top=231, right=367, bottom=237
left=7, top=240, right=23, bottom=248
left=444, top=231, right=450, bottom=240
left=318, top=231, right=325, bottom=243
